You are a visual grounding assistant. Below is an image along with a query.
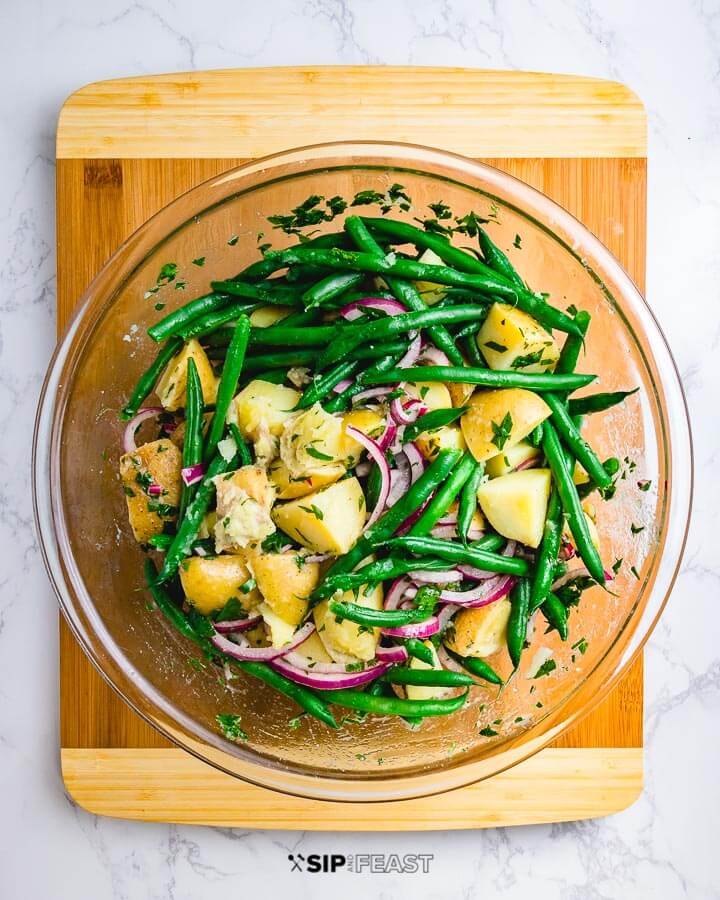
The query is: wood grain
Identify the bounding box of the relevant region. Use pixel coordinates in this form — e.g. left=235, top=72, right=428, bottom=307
left=62, top=748, right=643, bottom=828
left=56, top=67, right=647, bottom=160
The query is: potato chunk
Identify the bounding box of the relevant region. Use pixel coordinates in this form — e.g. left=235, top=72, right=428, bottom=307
left=476, top=468, right=551, bottom=548
left=314, top=582, right=383, bottom=662
left=413, top=248, right=448, bottom=305
left=249, top=305, right=293, bottom=328
left=460, top=388, right=550, bottom=462
left=337, top=408, right=386, bottom=463
left=249, top=551, right=320, bottom=626
left=179, top=555, right=260, bottom=616
left=271, top=477, right=366, bottom=555
left=155, top=339, right=218, bottom=410
left=119, top=438, right=182, bottom=543
left=268, top=459, right=344, bottom=500
left=229, top=379, right=300, bottom=466
left=404, top=380, right=452, bottom=411
left=415, top=424, right=467, bottom=461
left=477, top=303, right=560, bottom=372
left=213, top=465, right=276, bottom=552
left=444, top=598, right=512, bottom=658
left=485, top=440, right=541, bottom=478
left=279, top=403, right=344, bottom=477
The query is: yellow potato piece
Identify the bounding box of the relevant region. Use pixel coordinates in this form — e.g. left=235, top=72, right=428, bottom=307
left=294, top=631, right=334, bottom=665
left=447, top=378, right=475, bottom=408
left=268, top=458, right=344, bottom=500
left=155, top=339, right=218, bottom=410
left=229, top=379, right=300, bottom=438
left=249, top=551, right=319, bottom=626
left=485, top=440, right=541, bottom=478
left=415, top=424, right=467, bottom=462
left=338, top=408, right=386, bottom=462
left=272, top=477, right=366, bottom=555
left=179, top=555, right=260, bottom=616
left=444, top=598, right=512, bottom=658
left=476, top=468, right=552, bottom=548
left=213, top=465, right=276, bottom=551
left=405, top=381, right=452, bottom=411
left=461, top=388, right=550, bottom=462
left=477, top=302, right=560, bottom=372
left=314, top=583, right=383, bottom=662
left=406, top=642, right=450, bottom=701
left=413, top=248, right=448, bottom=305
left=249, top=305, right=293, bottom=328
left=119, top=438, right=182, bottom=544
left=259, top=602, right=300, bottom=649
left=279, top=403, right=343, bottom=476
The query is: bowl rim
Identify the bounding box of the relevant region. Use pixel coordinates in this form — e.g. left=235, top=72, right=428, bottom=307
left=34, top=140, right=693, bottom=802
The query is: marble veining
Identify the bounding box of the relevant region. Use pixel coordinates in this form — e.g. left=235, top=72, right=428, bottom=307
left=1, top=0, right=717, bottom=897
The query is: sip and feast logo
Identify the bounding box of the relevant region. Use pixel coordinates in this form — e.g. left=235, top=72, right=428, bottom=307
left=287, top=852, right=433, bottom=874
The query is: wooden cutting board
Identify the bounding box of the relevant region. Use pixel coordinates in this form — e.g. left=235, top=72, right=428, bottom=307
left=56, top=67, right=646, bottom=828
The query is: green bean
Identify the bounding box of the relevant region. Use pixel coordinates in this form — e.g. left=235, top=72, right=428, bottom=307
left=179, top=358, right=204, bottom=518
left=148, top=293, right=233, bottom=342
left=542, top=422, right=605, bottom=584
left=385, top=668, right=476, bottom=688
left=344, top=216, right=464, bottom=366
left=278, top=308, right=323, bottom=328
left=322, top=449, right=461, bottom=579
left=444, top=649, right=503, bottom=686
left=217, top=340, right=408, bottom=374
left=363, top=365, right=595, bottom=392
left=542, top=391, right=612, bottom=489
left=120, top=336, right=183, bottom=420
left=408, top=453, right=478, bottom=537
left=556, top=310, right=591, bottom=376
left=328, top=600, right=434, bottom=628
left=318, top=305, right=489, bottom=368
left=463, top=334, right=485, bottom=367
left=295, top=359, right=360, bottom=410
left=402, top=406, right=468, bottom=444
left=326, top=687, right=469, bottom=717
left=457, top=459, right=485, bottom=544
left=384, top=536, right=530, bottom=576
left=477, top=226, right=525, bottom=289
left=323, top=349, right=406, bottom=413
left=144, top=559, right=214, bottom=649
left=303, top=271, right=365, bottom=309
left=507, top=579, right=531, bottom=669
left=249, top=324, right=339, bottom=348
left=528, top=487, right=562, bottom=613
left=527, top=423, right=544, bottom=448
left=203, top=317, right=250, bottom=464
left=155, top=449, right=235, bottom=583
left=267, top=244, right=581, bottom=336
left=228, top=422, right=252, bottom=467
left=248, top=369, right=287, bottom=385
left=541, top=591, right=569, bottom=641
left=314, top=557, right=455, bottom=600
left=403, top=638, right=436, bottom=665
left=148, top=534, right=214, bottom=554
left=568, top=389, right=639, bottom=416
left=177, top=302, right=260, bottom=341
left=210, top=279, right=301, bottom=306
left=577, top=457, right=620, bottom=499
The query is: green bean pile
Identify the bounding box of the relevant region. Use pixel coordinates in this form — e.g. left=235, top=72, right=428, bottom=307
left=118, top=199, right=640, bottom=739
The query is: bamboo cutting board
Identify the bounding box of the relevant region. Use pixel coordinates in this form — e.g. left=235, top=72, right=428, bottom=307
left=56, top=67, right=646, bottom=827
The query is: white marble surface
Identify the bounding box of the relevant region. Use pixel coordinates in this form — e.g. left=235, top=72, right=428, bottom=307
left=0, top=0, right=717, bottom=897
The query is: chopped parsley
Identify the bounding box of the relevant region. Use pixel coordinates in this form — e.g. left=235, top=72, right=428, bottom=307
left=510, top=349, right=544, bottom=369
left=630, top=565, right=641, bottom=580
left=533, top=658, right=557, bottom=679
left=484, top=340, right=508, bottom=353
left=215, top=597, right=247, bottom=623
left=630, top=523, right=645, bottom=534
left=192, top=256, right=206, bottom=267
left=637, top=479, right=652, bottom=492
left=227, top=234, right=239, bottom=246
left=216, top=713, right=248, bottom=742
left=156, top=262, right=177, bottom=284
left=305, top=446, right=334, bottom=461
left=513, top=234, right=522, bottom=249
left=299, top=504, right=324, bottom=521
left=571, top=637, right=588, bottom=655
left=479, top=726, right=498, bottom=737
left=490, top=411, right=513, bottom=451
left=428, top=200, right=452, bottom=220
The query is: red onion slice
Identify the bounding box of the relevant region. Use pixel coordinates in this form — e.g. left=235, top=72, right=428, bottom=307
left=551, top=566, right=612, bottom=591
left=412, top=569, right=462, bottom=584
left=436, top=644, right=466, bottom=674
left=439, top=575, right=516, bottom=607
left=345, top=425, right=390, bottom=530
left=515, top=454, right=542, bottom=472
left=457, top=563, right=497, bottom=581
left=340, top=297, right=407, bottom=321
left=271, top=656, right=391, bottom=689
left=386, top=464, right=411, bottom=509
left=303, top=553, right=333, bottom=564
left=437, top=603, right=460, bottom=631
left=382, top=617, right=440, bottom=639
left=390, top=396, right=427, bottom=426
left=181, top=463, right=205, bottom=486
left=429, top=524, right=458, bottom=539
left=281, top=651, right=354, bottom=674
left=376, top=644, right=409, bottom=664
left=419, top=346, right=451, bottom=366
left=211, top=621, right=314, bottom=661
left=332, top=378, right=354, bottom=394
left=351, top=386, right=394, bottom=406
left=396, top=332, right=423, bottom=369
left=384, top=576, right=413, bottom=611
left=214, top=614, right=262, bottom=635
left=403, top=443, right=426, bottom=485
left=435, top=510, right=459, bottom=527
left=122, top=406, right=163, bottom=454
left=147, top=483, right=162, bottom=496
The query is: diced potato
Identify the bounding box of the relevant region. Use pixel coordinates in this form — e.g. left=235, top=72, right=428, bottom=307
left=249, top=551, right=320, bottom=626
left=405, top=642, right=450, bottom=701
left=179, top=555, right=260, bottom=616
left=268, top=459, right=344, bottom=500
left=415, top=425, right=467, bottom=461
left=279, top=403, right=343, bottom=476
left=229, top=380, right=300, bottom=465
left=294, top=631, right=334, bottom=665
left=476, top=468, right=552, bottom=548
left=337, top=408, right=386, bottom=463
left=259, top=602, right=299, bottom=649
left=249, top=305, right=293, bottom=328
left=573, top=461, right=590, bottom=487
left=272, top=478, right=366, bottom=555
left=461, top=388, right=550, bottom=462
left=405, top=381, right=452, bottom=411
left=155, top=339, right=218, bottom=410
left=119, top=438, right=182, bottom=543
left=485, top=440, right=541, bottom=478
left=197, top=510, right=217, bottom=540
left=314, top=582, right=383, bottom=662
left=477, top=302, right=560, bottom=372
left=444, top=598, right=512, bottom=658
left=413, top=248, right=448, bottom=305
left=448, top=378, right=475, bottom=408
left=213, top=465, right=276, bottom=552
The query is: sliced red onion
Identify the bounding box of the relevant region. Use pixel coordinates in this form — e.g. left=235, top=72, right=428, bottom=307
left=439, top=575, right=516, bottom=607
left=376, top=644, right=409, bottom=664
left=515, top=454, right=542, bottom=472
left=503, top=540, right=518, bottom=558
left=559, top=538, right=577, bottom=561
left=271, top=656, right=391, bottom=690
left=214, top=614, right=262, bottom=635
left=382, top=617, right=440, bottom=639
left=355, top=460, right=371, bottom=477
left=377, top=418, right=398, bottom=453
left=430, top=524, right=459, bottom=539
left=281, top=651, right=352, bottom=674
left=436, top=510, right=458, bottom=527
left=396, top=332, right=423, bottom=369
left=122, top=406, right=163, bottom=453
left=457, top=563, right=497, bottom=581
left=412, top=569, right=462, bottom=584
left=211, top=621, right=314, bottom=661
left=390, top=396, right=427, bottom=426
left=147, top=483, right=162, bottom=496
left=437, top=603, right=460, bottom=631
left=436, top=644, right=466, bottom=674
left=386, top=464, right=411, bottom=509
left=403, top=443, right=426, bottom=485
left=351, top=386, right=393, bottom=406
left=303, top=553, right=333, bottom=563
left=162, top=420, right=178, bottom=434
left=332, top=378, right=354, bottom=394
left=345, top=425, right=390, bottom=530
left=467, top=527, right=485, bottom=541
left=419, top=346, right=451, bottom=366
left=384, top=577, right=413, bottom=611
left=340, top=297, right=407, bottom=321
left=181, top=463, right=205, bottom=486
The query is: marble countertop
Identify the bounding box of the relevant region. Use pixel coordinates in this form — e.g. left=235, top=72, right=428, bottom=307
left=1, top=1, right=716, bottom=897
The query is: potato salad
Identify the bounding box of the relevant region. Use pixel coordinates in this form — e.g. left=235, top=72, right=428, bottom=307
left=119, top=197, right=638, bottom=732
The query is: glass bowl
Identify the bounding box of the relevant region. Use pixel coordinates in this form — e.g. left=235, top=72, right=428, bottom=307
left=33, top=142, right=692, bottom=802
